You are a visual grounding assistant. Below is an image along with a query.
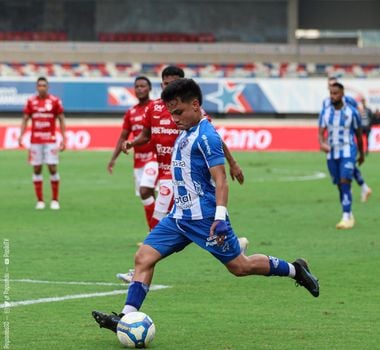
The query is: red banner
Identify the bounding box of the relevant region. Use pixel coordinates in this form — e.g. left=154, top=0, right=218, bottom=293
left=1, top=125, right=379, bottom=151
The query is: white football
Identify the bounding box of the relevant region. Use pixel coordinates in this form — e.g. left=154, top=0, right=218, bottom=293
left=116, top=312, right=156, bottom=348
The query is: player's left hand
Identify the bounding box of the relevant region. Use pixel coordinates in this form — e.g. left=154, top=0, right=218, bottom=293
left=357, top=153, right=365, bottom=166
left=229, top=162, right=244, bottom=184
left=59, top=140, right=66, bottom=152
left=210, top=220, right=228, bottom=246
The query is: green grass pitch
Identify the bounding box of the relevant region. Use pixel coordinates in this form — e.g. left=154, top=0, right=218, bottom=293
left=1, top=150, right=379, bottom=350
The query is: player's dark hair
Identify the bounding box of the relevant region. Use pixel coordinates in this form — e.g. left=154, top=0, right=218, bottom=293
left=161, top=78, right=202, bottom=106
left=331, top=82, right=344, bottom=90
left=161, top=66, right=185, bottom=79
left=37, top=76, right=48, bottom=84
left=135, top=76, right=152, bottom=89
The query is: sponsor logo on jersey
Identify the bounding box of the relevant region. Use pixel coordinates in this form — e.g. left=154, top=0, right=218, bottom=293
left=172, top=160, right=186, bottom=168
left=173, top=180, right=186, bottom=186
left=144, top=167, right=157, bottom=176
left=201, top=134, right=212, bottom=155
left=151, top=126, right=179, bottom=135
left=154, top=104, right=165, bottom=112
left=156, top=144, right=173, bottom=155
left=159, top=185, right=171, bottom=196
left=160, top=119, right=171, bottom=125
left=34, top=121, right=51, bottom=128
left=344, top=161, right=354, bottom=169
left=175, top=193, right=192, bottom=209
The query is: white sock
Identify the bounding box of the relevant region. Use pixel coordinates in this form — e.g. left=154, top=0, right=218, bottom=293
left=121, top=305, right=137, bottom=315
left=361, top=183, right=369, bottom=192
left=153, top=210, right=166, bottom=221
left=288, top=263, right=296, bottom=278
left=343, top=212, right=350, bottom=221
left=141, top=196, right=154, bottom=206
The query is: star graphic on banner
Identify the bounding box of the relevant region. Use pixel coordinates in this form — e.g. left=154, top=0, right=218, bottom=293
left=205, top=82, right=246, bottom=113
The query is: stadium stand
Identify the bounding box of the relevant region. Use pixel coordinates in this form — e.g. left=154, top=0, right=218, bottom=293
left=1, top=62, right=380, bottom=78
left=97, top=32, right=215, bottom=43
left=0, top=32, right=67, bottom=41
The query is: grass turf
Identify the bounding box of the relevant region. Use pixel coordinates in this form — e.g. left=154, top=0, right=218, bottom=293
left=1, top=150, right=379, bottom=350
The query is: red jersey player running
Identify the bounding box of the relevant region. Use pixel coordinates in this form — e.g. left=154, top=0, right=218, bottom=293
left=108, top=76, right=158, bottom=230
left=19, top=77, right=66, bottom=210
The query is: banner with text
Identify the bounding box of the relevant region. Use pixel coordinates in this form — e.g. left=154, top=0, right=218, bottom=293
left=0, top=78, right=379, bottom=114
left=1, top=125, right=379, bottom=152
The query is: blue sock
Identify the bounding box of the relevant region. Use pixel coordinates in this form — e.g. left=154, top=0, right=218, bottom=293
left=340, top=183, right=352, bottom=213
left=338, top=186, right=343, bottom=202
left=125, top=281, right=149, bottom=310
left=353, top=167, right=364, bottom=186
left=267, top=256, right=290, bottom=277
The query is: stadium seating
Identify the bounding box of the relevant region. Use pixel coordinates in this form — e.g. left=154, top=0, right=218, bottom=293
left=97, top=32, right=215, bottom=43
left=0, top=62, right=379, bottom=78
left=0, top=32, right=67, bottom=41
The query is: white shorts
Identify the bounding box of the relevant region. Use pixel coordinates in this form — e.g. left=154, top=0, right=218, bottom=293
left=154, top=179, right=174, bottom=214
left=133, top=161, right=159, bottom=196
left=29, top=143, right=59, bottom=166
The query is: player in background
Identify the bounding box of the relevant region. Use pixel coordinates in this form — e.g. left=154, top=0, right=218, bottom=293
left=324, top=77, right=372, bottom=202
left=92, top=79, right=319, bottom=335
left=107, top=76, right=158, bottom=230
left=318, top=82, right=364, bottom=229
left=357, top=98, right=374, bottom=155
left=18, top=77, right=66, bottom=210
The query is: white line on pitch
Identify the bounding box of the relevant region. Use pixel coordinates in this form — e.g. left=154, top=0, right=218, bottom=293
left=4, top=278, right=125, bottom=286
left=0, top=285, right=170, bottom=309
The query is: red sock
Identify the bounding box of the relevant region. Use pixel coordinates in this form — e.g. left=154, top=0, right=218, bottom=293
left=142, top=196, right=155, bottom=231
left=144, top=202, right=156, bottom=230
left=149, top=216, right=160, bottom=230
left=33, top=181, right=43, bottom=201
left=50, top=173, right=60, bottom=201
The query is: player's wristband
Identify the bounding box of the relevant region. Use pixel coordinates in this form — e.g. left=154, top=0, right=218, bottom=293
left=214, top=206, right=227, bottom=221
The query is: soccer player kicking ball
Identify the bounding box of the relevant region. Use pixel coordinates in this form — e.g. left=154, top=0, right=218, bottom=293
left=19, top=77, right=66, bottom=210
left=92, top=79, right=319, bottom=334
left=319, top=82, right=365, bottom=229
left=108, top=76, right=158, bottom=230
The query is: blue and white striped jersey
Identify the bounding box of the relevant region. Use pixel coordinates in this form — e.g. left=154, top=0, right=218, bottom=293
left=169, top=118, right=225, bottom=220
left=318, top=103, right=362, bottom=159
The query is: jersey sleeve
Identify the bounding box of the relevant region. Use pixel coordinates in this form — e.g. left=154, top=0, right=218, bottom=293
left=122, top=111, right=131, bottom=131
left=352, top=107, right=362, bottom=129
left=23, top=98, right=32, bottom=114
left=345, top=95, right=358, bottom=108
left=198, top=127, right=225, bottom=168
left=318, top=106, right=327, bottom=128
left=55, top=98, right=64, bottom=114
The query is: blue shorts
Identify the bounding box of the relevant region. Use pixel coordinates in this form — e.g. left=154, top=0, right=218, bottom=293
left=144, top=216, right=241, bottom=264
left=327, top=157, right=355, bottom=184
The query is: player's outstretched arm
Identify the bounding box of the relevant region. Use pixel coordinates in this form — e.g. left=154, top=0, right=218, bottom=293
left=121, top=127, right=151, bottom=154
left=222, top=141, right=244, bottom=184
left=355, top=128, right=365, bottom=165
left=318, top=127, right=330, bottom=153
left=108, top=129, right=129, bottom=174
left=57, top=113, right=67, bottom=151
left=19, top=114, right=30, bottom=147
left=209, top=164, right=229, bottom=241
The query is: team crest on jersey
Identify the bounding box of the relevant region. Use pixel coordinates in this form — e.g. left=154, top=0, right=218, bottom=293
left=154, top=104, right=164, bottom=112
left=45, top=101, right=53, bottom=111
left=178, top=138, right=189, bottom=150
left=193, top=181, right=204, bottom=196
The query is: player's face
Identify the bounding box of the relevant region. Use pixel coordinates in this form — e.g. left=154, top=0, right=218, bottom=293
left=37, top=80, right=48, bottom=96
left=161, top=75, right=181, bottom=90
left=134, top=80, right=150, bottom=101
left=166, top=97, right=201, bottom=130
left=330, top=86, right=343, bottom=105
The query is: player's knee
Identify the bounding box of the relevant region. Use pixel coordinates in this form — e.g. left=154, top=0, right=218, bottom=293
left=34, top=166, right=42, bottom=175
left=134, top=248, right=157, bottom=269
left=139, top=187, right=154, bottom=200
left=226, top=259, right=250, bottom=277
left=48, top=165, right=57, bottom=174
